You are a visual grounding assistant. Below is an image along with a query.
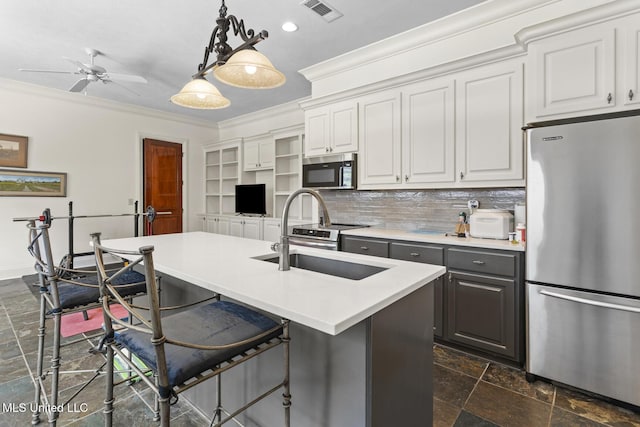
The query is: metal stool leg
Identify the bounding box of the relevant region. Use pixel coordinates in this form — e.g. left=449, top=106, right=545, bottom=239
left=32, top=290, right=47, bottom=425
left=104, top=343, right=115, bottom=427
left=47, top=309, right=62, bottom=426
left=282, top=320, right=291, bottom=427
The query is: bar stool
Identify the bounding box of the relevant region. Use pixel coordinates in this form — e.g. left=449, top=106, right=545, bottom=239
left=26, top=217, right=147, bottom=426
left=91, top=232, right=291, bottom=426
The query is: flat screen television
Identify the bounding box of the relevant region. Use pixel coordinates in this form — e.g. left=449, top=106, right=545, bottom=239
left=235, top=184, right=266, bottom=215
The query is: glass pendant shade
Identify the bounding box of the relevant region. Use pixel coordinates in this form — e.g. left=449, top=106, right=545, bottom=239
left=213, top=50, right=286, bottom=89
left=170, top=78, right=230, bottom=109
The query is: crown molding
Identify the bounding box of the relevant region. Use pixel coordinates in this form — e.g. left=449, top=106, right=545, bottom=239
left=0, top=78, right=218, bottom=129
left=216, top=97, right=308, bottom=130
left=299, top=0, right=559, bottom=83
left=516, top=0, right=640, bottom=44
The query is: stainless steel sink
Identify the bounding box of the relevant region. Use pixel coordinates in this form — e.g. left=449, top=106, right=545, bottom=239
left=255, top=253, right=388, bottom=280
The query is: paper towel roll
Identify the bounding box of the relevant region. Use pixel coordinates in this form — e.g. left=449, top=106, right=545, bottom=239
left=514, top=203, right=526, bottom=226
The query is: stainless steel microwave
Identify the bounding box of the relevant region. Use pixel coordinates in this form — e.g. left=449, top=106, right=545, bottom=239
left=302, top=153, right=356, bottom=190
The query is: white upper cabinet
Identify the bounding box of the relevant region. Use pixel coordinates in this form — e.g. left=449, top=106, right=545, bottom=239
left=456, top=60, right=524, bottom=184
left=304, top=99, right=358, bottom=157
left=358, top=89, right=402, bottom=186
left=526, top=13, right=640, bottom=121
left=402, top=78, right=456, bottom=185
left=243, top=135, right=275, bottom=171
left=527, top=24, right=615, bottom=119
left=622, top=16, right=640, bottom=108
left=358, top=60, right=523, bottom=189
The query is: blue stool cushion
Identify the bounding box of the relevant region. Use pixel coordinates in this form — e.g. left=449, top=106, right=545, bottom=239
left=54, top=270, right=146, bottom=312
left=115, top=300, right=282, bottom=387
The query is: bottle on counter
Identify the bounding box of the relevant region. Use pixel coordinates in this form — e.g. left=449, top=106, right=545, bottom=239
left=516, top=223, right=526, bottom=243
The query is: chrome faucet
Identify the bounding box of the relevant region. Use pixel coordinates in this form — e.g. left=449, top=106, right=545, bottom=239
left=271, top=188, right=332, bottom=271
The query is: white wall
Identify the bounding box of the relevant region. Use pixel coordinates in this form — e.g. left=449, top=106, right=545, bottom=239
left=0, top=79, right=217, bottom=279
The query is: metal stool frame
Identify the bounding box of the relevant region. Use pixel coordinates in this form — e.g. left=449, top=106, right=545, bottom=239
left=26, top=220, right=147, bottom=426
left=91, top=232, right=291, bottom=427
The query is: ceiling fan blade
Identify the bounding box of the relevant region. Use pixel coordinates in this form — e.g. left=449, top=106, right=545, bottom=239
left=103, top=72, right=147, bottom=84
left=69, top=79, right=90, bottom=92
left=63, top=57, right=93, bottom=73
left=19, top=68, right=78, bottom=75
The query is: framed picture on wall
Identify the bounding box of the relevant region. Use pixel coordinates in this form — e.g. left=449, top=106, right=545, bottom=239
left=0, top=169, right=67, bottom=197
left=0, top=134, right=28, bottom=168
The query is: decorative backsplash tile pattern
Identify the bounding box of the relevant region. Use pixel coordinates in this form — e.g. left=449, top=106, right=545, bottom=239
left=319, top=188, right=525, bottom=233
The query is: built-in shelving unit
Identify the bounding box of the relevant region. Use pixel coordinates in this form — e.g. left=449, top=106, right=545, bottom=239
left=273, top=130, right=312, bottom=221
left=204, top=140, right=241, bottom=216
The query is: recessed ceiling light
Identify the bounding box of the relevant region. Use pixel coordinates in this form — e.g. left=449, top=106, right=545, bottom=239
left=282, top=22, right=298, bottom=32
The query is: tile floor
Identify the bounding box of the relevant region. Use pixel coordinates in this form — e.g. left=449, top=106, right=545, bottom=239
left=1, top=276, right=639, bottom=426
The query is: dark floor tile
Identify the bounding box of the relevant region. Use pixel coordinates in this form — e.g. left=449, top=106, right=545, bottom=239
left=434, top=397, right=461, bottom=427
left=554, top=386, right=640, bottom=426
left=550, top=407, right=609, bottom=426
left=170, top=410, right=210, bottom=426
left=454, top=410, right=499, bottom=427
left=0, top=353, right=30, bottom=383
left=0, top=278, right=34, bottom=298
left=0, top=375, right=38, bottom=426
left=482, top=362, right=555, bottom=404
left=464, top=381, right=551, bottom=427
left=434, top=344, right=489, bottom=379
left=0, top=325, right=16, bottom=345
left=0, top=339, right=22, bottom=359
left=433, top=364, right=478, bottom=408
left=1, top=293, right=38, bottom=315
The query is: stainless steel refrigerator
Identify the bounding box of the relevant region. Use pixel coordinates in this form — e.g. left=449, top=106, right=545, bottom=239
left=525, top=111, right=640, bottom=407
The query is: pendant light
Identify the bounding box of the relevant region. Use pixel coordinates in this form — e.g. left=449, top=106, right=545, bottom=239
left=170, top=0, right=286, bottom=110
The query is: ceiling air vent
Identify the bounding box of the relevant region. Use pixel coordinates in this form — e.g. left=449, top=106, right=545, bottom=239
left=300, top=0, right=343, bottom=23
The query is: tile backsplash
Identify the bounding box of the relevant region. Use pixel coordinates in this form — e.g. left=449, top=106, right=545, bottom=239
left=319, top=188, right=525, bottom=233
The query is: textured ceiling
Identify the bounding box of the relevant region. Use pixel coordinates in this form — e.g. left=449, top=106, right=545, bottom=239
left=0, top=0, right=486, bottom=123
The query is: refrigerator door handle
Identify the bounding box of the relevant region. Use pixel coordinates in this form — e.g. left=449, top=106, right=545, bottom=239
left=539, top=290, right=640, bottom=313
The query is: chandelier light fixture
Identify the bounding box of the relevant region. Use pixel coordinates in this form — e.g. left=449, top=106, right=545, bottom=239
left=170, top=0, right=286, bottom=110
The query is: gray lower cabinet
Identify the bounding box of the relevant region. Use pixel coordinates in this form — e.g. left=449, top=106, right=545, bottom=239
left=389, top=242, right=445, bottom=338
left=446, top=247, right=524, bottom=363
left=341, top=235, right=525, bottom=364
left=341, top=236, right=389, bottom=257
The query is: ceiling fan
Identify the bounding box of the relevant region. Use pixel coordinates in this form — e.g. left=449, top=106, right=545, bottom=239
left=19, top=48, right=147, bottom=94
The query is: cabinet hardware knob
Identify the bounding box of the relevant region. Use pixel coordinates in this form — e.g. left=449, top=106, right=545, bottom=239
left=460, top=171, right=464, bottom=180
left=630, top=90, right=635, bottom=101
left=607, top=93, right=613, bottom=104
left=405, top=175, right=409, bottom=182
left=472, top=260, right=485, bottom=265
left=396, top=175, right=400, bottom=182
left=325, top=147, right=329, bottom=153
left=360, top=246, right=369, bottom=250
left=448, top=272, right=452, bottom=282
left=410, top=252, right=420, bottom=257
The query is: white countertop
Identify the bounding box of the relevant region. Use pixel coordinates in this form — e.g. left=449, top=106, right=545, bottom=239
left=103, top=232, right=445, bottom=336
left=341, top=228, right=526, bottom=252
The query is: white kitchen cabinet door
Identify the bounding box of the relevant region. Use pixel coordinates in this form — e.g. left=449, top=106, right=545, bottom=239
left=456, top=61, right=524, bottom=183
left=623, top=23, right=640, bottom=107
left=262, top=218, right=282, bottom=242
left=358, top=89, right=402, bottom=186
left=228, top=216, right=263, bottom=239
left=229, top=217, right=244, bottom=237
left=304, top=100, right=358, bottom=157
left=242, top=217, right=263, bottom=240
left=304, top=109, right=329, bottom=157
left=528, top=25, right=615, bottom=118
left=243, top=136, right=274, bottom=171
left=401, top=78, right=455, bottom=185
left=330, top=100, right=358, bottom=154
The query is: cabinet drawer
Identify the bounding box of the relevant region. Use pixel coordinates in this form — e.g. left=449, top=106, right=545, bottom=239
left=341, top=237, right=389, bottom=258
left=447, top=248, right=516, bottom=277
left=390, top=242, right=444, bottom=265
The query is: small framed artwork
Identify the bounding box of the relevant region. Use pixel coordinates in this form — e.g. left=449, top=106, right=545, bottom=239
left=0, top=134, right=28, bottom=168
left=0, top=169, right=67, bottom=197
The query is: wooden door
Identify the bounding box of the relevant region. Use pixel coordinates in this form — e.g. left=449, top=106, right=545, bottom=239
left=143, top=138, right=183, bottom=235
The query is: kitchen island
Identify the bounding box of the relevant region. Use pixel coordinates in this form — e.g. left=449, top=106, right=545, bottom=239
left=103, top=231, right=445, bottom=426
